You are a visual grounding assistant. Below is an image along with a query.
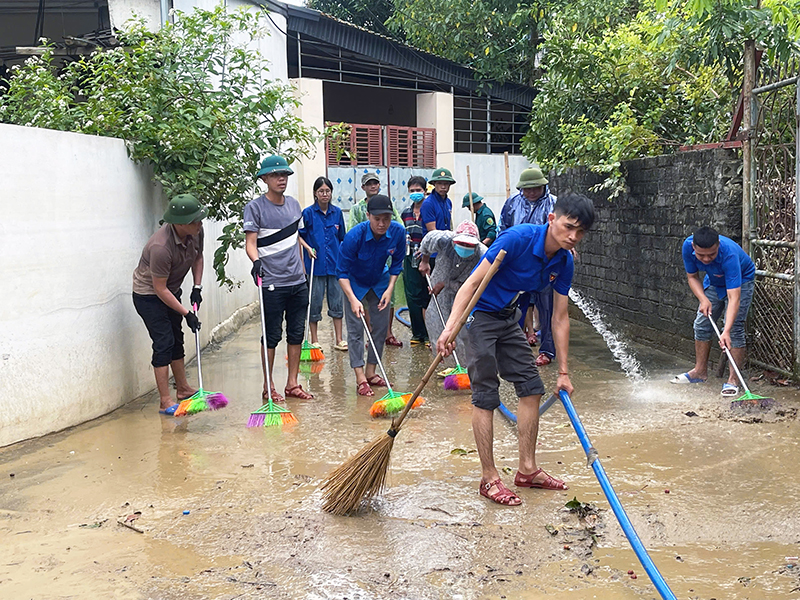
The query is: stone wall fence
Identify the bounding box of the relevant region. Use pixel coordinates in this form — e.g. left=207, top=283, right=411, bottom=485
left=550, top=147, right=743, bottom=358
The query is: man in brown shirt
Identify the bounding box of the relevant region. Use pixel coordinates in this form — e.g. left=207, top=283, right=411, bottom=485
left=132, top=194, right=207, bottom=415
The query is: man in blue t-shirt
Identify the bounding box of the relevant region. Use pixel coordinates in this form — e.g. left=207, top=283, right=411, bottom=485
left=671, top=226, right=756, bottom=397
left=437, top=193, right=596, bottom=507
left=421, top=167, right=454, bottom=233
left=338, top=195, right=406, bottom=397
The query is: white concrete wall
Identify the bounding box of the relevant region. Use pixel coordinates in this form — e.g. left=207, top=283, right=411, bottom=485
left=108, top=0, right=162, bottom=31
left=0, top=124, right=254, bottom=447
left=451, top=152, right=531, bottom=227
left=292, top=78, right=326, bottom=208
left=417, top=92, right=454, bottom=173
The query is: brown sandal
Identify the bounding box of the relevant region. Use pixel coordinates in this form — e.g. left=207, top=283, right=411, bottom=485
left=357, top=381, right=374, bottom=396
left=285, top=385, right=314, bottom=400
left=385, top=335, right=403, bottom=347
left=366, top=374, right=387, bottom=387
left=514, top=468, right=568, bottom=490
left=263, top=388, right=285, bottom=403
left=479, top=478, right=522, bottom=506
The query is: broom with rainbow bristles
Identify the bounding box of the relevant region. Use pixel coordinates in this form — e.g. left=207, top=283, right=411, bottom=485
left=247, top=275, right=298, bottom=427
left=174, top=303, right=229, bottom=416
left=426, top=274, right=470, bottom=390
left=300, top=256, right=324, bottom=362
left=361, top=313, right=424, bottom=418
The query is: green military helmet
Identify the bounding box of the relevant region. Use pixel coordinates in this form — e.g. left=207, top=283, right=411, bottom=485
left=462, top=192, right=484, bottom=208
left=429, top=167, right=456, bottom=184
left=163, top=194, right=208, bottom=224
left=516, top=166, right=548, bottom=189
left=256, top=154, right=294, bottom=178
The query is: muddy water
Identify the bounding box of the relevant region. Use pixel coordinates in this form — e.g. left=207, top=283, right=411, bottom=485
left=2, top=317, right=800, bottom=599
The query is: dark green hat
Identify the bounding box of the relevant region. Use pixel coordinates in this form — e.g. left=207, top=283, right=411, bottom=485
left=462, top=192, right=484, bottom=208
left=163, top=194, right=208, bottom=224
left=256, top=154, right=294, bottom=178
left=429, top=167, right=455, bottom=184
left=516, top=166, right=548, bottom=188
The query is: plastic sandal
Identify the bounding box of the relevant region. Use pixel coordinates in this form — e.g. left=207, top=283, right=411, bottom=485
left=285, top=385, right=314, bottom=400
left=535, top=353, right=552, bottom=366
left=721, top=382, right=740, bottom=397
left=334, top=340, right=348, bottom=351
left=263, top=388, right=285, bottom=403
left=385, top=335, right=403, bottom=347
left=479, top=479, right=521, bottom=506
left=670, top=372, right=707, bottom=384
left=357, top=381, right=374, bottom=396
left=366, top=374, right=387, bottom=387
left=159, top=404, right=180, bottom=416
left=514, top=468, right=569, bottom=490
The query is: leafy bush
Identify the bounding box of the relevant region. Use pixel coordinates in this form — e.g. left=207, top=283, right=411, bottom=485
left=0, top=6, right=317, bottom=286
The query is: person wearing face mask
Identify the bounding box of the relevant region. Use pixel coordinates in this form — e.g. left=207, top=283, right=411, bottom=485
left=419, top=220, right=486, bottom=363
left=401, top=176, right=431, bottom=346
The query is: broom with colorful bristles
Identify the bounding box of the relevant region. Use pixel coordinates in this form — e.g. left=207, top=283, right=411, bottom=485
left=360, top=313, right=424, bottom=418
left=247, top=275, right=298, bottom=427
left=709, top=318, right=776, bottom=409
left=426, top=274, right=470, bottom=390
left=321, top=250, right=506, bottom=515
left=174, top=303, right=229, bottom=416
left=300, top=256, right=325, bottom=362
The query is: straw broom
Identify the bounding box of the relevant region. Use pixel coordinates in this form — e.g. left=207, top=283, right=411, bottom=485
left=321, top=250, right=507, bottom=515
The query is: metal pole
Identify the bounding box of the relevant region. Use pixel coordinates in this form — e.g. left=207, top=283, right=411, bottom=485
left=742, top=40, right=755, bottom=254
left=795, top=80, right=800, bottom=377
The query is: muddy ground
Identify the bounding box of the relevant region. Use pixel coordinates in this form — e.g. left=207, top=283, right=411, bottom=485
left=2, top=317, right=800, bottom=599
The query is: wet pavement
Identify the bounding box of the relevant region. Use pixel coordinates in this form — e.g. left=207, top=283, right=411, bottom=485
left=2, top=315, right=800, bottom=599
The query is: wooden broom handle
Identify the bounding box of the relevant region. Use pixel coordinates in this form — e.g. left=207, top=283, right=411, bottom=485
left=391, top=250, right=507, bottom=430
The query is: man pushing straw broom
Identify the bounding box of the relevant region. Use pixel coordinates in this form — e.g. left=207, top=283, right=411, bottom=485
left=437, top=193, right=595, bottom=506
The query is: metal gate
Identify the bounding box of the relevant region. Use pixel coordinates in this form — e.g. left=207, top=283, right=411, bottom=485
left=746, top=56, right=800, bottom=377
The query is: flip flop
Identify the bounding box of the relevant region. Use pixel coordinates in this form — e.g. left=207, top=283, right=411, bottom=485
left=159, top=404, right=180, bottom=416
left=721, top=383, right=740, bottom=397
left=334, top=340, right=348, bottom=351
left=670, top=372, right=707, bottom=384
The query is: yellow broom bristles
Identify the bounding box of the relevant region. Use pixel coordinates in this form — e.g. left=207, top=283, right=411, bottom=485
left=321, top=430, right=396, bottom=515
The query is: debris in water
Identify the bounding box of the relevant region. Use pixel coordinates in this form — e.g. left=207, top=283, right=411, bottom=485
left=183, top=510, right=190, bottom=515
left=627, top=570, right=634, bottom=575
left=684, top=411, right=698, bottom=417
left=630, top=573, right=637, bottom=579
left=664, top=489, right=670, bottom=494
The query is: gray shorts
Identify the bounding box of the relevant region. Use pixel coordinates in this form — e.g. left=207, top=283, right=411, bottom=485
left=466, top=308, right=545, bottom=410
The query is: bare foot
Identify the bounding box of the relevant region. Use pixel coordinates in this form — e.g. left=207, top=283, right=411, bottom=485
left=177, top=387, right=198, bottom=400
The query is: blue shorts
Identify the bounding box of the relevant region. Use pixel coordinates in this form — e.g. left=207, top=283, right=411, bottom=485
left=693, top=279, right=754, bottom=348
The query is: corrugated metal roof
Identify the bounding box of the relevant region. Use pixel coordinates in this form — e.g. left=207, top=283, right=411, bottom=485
left=278, top=3, right=535, bottom=109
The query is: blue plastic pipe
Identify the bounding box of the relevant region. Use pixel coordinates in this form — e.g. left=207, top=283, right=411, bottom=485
left=395, top=306, right=411, bottom=327
left=498, top=393, right=557, bottom=424
left=557, top=390, right=677, bottom=600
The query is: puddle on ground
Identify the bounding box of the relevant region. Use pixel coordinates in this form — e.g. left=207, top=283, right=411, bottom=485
left=1, top=317, right=799, bottom=599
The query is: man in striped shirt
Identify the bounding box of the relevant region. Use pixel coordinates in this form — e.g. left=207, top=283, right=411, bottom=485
left=244, top=155, right=315, bottom=402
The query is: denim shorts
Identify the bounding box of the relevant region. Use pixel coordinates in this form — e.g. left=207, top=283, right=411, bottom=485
left=693, top=279, right=754, bottom=348
left=309, top=275, right=344, bottom=322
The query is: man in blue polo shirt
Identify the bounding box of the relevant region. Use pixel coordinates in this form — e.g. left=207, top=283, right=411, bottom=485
left=671, top=226, right=756, bottom=397
left=437, top=193, right=595, bottom=507
left=338, top=195, right=406, bottom=397
left=421, top=167, right=454, bottom=233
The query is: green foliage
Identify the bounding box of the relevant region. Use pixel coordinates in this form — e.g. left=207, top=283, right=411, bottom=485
left=309, top=0, right=397, bottom=32
left=0, top=7, right=317, bottom=287
left=523, top=2, right=773, bottom=197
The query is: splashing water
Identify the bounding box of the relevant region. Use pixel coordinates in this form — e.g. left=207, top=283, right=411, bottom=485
left=569, top=288, right=645, bottom=382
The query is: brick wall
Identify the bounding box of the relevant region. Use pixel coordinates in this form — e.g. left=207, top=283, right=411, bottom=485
left=550, top=148, right=742, bottom=356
